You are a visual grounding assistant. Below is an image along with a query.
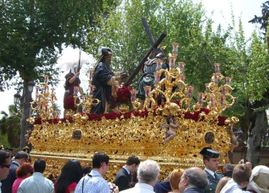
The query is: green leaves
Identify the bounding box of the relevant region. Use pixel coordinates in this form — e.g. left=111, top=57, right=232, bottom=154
left=246, top=32, right=269, bottom=101
left=0, top=0, right=119, bottom=89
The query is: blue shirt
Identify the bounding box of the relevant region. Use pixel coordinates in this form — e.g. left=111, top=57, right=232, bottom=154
left=74, top=169, right=110, bottom=193
left=17, top=172, right=54, bottom=193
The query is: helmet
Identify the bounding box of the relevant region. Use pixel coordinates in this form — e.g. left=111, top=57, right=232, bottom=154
left=156, top=52, right=165, bottom=59
left=100, top=47, right=112, bottom=56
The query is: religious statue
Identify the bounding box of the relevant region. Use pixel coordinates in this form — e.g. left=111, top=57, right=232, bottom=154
left=161, top=115, right=179, bottom=143
left=63, top=66, right=83, bottom=115
left=137, top=51, right=169, bottom=105
left=91, top=47, right=119, bottom=114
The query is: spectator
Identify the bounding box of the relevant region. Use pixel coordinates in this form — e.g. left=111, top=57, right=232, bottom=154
left=12, top=163, right=33, bottom=193
left=154, top=180, right=171, bottom=193
left=247, top=165, right=269, bottom=193
left=74, top=152, right=117, bottom=193
left=215, top=177, right=231, bottom=193
left=82, top=166, right=91, bottom=176
left=168, top=169, right=184, bottom=193
left=0, top=150, right=11, bottom=193
left=114, top=155, right=140, bottom=191
left=223, top=164, right=234, bottom=177
left=220, top=164, right=251, bottom=193
left=22, top=146, right=30, bottom=154
left=55, top=160, right=83, bottom=193
left=1, top=151, right=29, bottom=193
left=120, top=159, right=160, bottom=193
left=17, top=159, right=54, bottom=193
left=200, top=147, right=223, bottom=193
left=178, top=167, right=208, bottom=193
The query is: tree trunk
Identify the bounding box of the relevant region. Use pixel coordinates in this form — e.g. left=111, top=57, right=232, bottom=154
left=267, top=36, right=269, bottom=54
left=19, top=80, right=33, bottom=148
left=246, top=111, right=268, bottom=165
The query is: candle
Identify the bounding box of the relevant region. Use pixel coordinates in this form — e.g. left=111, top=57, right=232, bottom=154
left=144, top=86, right=151, bottom=97
left=187, top=85, right=193, bottom=97
left=214, top=63, right=220, bottom=73
left=198, top=93, right=204, bottom=104
left=172, top=42, right=179, bottom=57
left=225, top=77, right=231, bottom=85
left=168, top=53, right=173, bottom=68
left=178, top=62, right=185, bottom=71
left=210, top=95, right=215, bottom=107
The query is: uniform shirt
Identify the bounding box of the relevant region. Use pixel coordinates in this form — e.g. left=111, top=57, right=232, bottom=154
left=204, top=168, right=223, bottom=193
left=205, top=168, right=215, bottom=178
left=74, top=169, right=110, bottom=193
left=17, top=172, right=54, bottom=193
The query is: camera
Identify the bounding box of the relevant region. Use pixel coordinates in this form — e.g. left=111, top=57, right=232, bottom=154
left=108, top=182, right=117, bottom=193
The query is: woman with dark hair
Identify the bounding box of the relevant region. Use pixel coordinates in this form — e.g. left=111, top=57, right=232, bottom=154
left=55, top=160, right=83, bottom=193
left=12, top=163, right=33, bottom=193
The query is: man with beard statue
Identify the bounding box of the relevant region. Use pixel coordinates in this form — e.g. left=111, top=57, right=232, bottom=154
left=91, top=47, right=118, bottom=114
left=136, top=51, right=169, bottom=105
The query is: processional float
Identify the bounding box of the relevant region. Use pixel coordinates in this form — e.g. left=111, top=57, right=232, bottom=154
left=27, top=34, right=238, bottom=180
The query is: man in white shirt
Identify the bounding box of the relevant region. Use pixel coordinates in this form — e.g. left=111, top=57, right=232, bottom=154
left=221, top=163, right=252, bottom=193
left=75, top=152, right=115, bottom=193
left=120, top=159, right=160, bottom=193
left=18, top=159, right=54, bottom=193
left=0, top=150, right=11, bottom=193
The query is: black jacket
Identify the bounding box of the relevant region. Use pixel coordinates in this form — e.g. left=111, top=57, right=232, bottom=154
left=184, top=187, right=206, bottom=193
left=113, top=168, right=131, bottom=191
left=1, top=161, right=20, bottom=193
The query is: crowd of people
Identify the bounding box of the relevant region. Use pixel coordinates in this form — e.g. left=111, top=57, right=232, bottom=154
left=1, top=148, right=269, bottom=193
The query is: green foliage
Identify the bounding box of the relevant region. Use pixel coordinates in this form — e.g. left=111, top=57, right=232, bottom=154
left=0, top=107, right=20, bottom=148
left=0, top=133, right=10, bottom=148
left=0, top=0, right=119, bottom=89
left=246, top=32, right=269, bottom=101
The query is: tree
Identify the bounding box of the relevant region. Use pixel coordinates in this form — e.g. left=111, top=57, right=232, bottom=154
left=0, top=0, right=120, bottom=147
left=0, top=106, right=20, bottom=148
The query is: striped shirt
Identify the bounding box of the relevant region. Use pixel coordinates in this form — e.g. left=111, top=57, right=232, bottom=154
left=74, top=169, right=110, bottom=193
left=17, top=172, right=54, bottom=193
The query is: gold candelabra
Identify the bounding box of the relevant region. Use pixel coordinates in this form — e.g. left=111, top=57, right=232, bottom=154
left=28, top=76, right=58, bottom=123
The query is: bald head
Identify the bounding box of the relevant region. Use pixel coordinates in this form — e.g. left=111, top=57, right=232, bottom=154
left=137, top=160, right=160, bottom=186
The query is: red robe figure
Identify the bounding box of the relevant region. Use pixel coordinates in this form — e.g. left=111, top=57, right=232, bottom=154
left=63, top=68, right=81, bottom=113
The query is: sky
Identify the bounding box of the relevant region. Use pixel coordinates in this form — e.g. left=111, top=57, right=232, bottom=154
left=0, top=0, right=265, bottom=118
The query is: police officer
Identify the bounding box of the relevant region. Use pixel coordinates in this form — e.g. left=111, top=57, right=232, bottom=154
left=200, top=147, right=223, bottom=193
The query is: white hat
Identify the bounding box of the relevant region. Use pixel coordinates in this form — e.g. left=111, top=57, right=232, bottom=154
left=248, top=165, right=269, bottom=193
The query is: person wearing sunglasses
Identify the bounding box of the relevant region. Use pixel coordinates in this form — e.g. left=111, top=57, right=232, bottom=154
left=1, top=151, right=29, bottom=193
left=0, top=150, right=11, bottom=193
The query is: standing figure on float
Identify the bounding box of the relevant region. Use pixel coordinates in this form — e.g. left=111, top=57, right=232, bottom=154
left=63, top=66, right=83, bottom=115
left=91, top=47, right=119, bottom=114
left=136, top=50, right=169, bottom=104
